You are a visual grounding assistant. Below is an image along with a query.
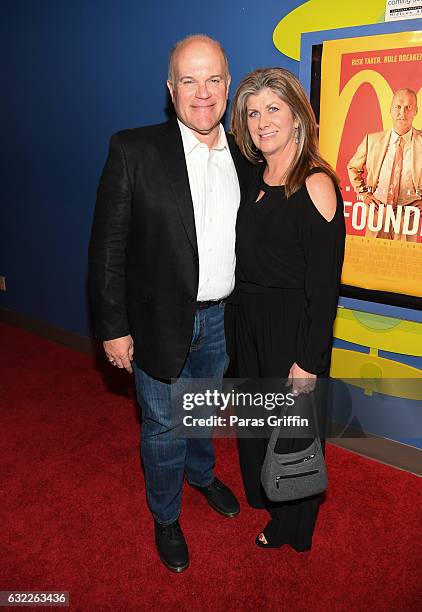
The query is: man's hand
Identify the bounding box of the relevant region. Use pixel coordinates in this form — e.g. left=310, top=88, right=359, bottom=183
left=363, top=193, right=381, bottom=210
left=103, top=335, right=134, bottom=373
left=286, top=362, right=316, bottom=396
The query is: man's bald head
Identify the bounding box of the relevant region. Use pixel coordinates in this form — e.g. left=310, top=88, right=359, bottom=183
left=167, top=34, right=229, bottom=85
left=390, top=88, right=418, bottom=135
left=393, top=88, right=417, bottom=104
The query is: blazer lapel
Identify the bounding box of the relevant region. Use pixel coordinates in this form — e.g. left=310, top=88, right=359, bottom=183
left=372, top=131, right=390, bottom=186
left=411, top=127, right=422, bottom=189
left=227, top=134, right=256, bottom=205
left=227, top=136, right=244, bottom=201
left=157, top=118, right=198, bottom=255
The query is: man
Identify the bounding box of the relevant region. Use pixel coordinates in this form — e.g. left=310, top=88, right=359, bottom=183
left=88, top=35, right=250, bottom=573
left=348, top=88, right=422, bottom=240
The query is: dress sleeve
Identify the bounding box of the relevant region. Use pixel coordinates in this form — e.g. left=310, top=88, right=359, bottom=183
left=295, top=184, right=345, bottom=375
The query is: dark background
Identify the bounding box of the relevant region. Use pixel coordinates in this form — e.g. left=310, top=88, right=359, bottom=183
left=1, top=0, right=300, bottom=335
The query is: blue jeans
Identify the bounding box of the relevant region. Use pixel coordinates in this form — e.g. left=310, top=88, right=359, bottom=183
left=133, top=303, right=228, bottom=524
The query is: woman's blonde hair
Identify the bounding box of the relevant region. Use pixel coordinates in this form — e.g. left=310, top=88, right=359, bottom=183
left=230, top=67, right=338, bottom=197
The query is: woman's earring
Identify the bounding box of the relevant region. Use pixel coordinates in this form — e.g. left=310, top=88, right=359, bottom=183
left=294, top=126, right=299, bottom=144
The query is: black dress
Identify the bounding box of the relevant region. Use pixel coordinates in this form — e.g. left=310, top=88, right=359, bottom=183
left=227, top=166, right=345, bottom=551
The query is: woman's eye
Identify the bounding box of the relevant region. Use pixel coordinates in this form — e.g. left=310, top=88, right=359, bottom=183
left=269, top=106, right=279, bottom=112
left=248, top=111, right=258, bottom=118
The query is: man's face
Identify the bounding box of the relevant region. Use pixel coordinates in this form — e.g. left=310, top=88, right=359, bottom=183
left=167, top=40, right=230, bottom=141
left=390, top=91, right=418, bottom=135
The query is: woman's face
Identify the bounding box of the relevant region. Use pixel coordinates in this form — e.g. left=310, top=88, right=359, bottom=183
left=246, top=87, right=297, bottom=159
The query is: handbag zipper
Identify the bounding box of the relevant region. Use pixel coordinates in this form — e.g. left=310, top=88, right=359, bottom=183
left=275, top=469, right=319, bottom=487
left=282, top=453, right=316, bottom=466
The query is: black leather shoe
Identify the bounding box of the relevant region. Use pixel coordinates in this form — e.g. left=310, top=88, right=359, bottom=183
left=190, top=477, right=240, bottom=517
left=154, top=519, right=189, bottom=573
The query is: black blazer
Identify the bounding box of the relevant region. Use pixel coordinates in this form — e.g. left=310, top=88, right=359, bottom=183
left=89, top=117, right=252, bottom=379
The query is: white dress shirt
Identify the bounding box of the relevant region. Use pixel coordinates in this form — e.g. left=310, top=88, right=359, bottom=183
left=376, top=128, right=416, bottom=206
left=177, top=119, right=240, bottom=301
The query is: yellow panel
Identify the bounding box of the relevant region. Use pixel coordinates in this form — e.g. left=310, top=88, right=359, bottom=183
left=330, top=347, right=422, bottom=399
left=273, top=0, right=386, bottom=60
left=333, top=308, right=422, bottom=357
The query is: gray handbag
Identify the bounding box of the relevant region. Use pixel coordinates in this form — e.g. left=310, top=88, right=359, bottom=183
left=261, top=393, right=328, bottom=502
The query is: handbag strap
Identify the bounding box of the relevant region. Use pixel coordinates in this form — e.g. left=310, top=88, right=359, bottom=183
left=268, top=392, right=321, bottom=451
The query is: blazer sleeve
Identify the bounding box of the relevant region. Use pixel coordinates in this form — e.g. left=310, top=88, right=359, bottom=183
left=295, top=186, right=345, bottom=375
left=347, top=135, right=369, bottom=194
left=88, top=133, right=132, bottom=340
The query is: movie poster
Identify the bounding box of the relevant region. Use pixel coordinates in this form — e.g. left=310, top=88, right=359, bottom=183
left=319, top=31, right=422, bottom=298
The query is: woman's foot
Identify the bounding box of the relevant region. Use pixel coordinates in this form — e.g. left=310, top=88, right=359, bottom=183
left=255, top=519, right=284, bottom=548
left=255, top=532, right=283, bottom=548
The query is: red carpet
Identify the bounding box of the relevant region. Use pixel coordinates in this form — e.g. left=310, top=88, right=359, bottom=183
left=1, top=322, right=421, bottom=611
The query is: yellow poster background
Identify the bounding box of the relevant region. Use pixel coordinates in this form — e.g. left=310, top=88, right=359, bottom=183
left=319, top=31, right=422, bottom=298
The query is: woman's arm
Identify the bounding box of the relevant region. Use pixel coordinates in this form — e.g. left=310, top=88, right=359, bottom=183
left=291, top=172, right=345, bottom=394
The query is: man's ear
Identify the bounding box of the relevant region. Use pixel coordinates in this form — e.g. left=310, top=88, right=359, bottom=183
left=167, top=80, right=174, bottom=102
left=226, top=74, right=231, bottom=98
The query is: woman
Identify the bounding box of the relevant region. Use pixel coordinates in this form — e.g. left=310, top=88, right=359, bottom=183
left=228, top=68, right=345, bottom=551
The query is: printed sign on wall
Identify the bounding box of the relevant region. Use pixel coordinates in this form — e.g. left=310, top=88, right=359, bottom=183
left=319, top=31, right=422, bottom=298
left=385, top=0, right=422, bottom=22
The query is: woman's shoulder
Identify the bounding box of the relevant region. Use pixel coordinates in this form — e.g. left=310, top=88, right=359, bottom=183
left=303, top=169, right=340, bottom=223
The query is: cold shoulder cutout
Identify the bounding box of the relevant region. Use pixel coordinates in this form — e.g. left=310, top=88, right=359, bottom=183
left=305, top=171, right=337, bottom=223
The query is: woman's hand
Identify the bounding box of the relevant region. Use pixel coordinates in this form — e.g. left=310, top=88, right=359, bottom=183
left=287, top=362, right=316, bottom=396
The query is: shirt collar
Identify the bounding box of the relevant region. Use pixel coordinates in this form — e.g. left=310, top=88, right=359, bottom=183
left=177, top=119, right=228, bottom=155
left=391, top=128, right=413, bottom=144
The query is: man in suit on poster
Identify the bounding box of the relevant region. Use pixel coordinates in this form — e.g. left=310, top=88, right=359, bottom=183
left=89, top=35, right=250, bottom=572
left=347, top=88, right=422, bottom=240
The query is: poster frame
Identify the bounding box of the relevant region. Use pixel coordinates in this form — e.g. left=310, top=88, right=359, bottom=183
left=299, top=19, right=422, bottom=322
